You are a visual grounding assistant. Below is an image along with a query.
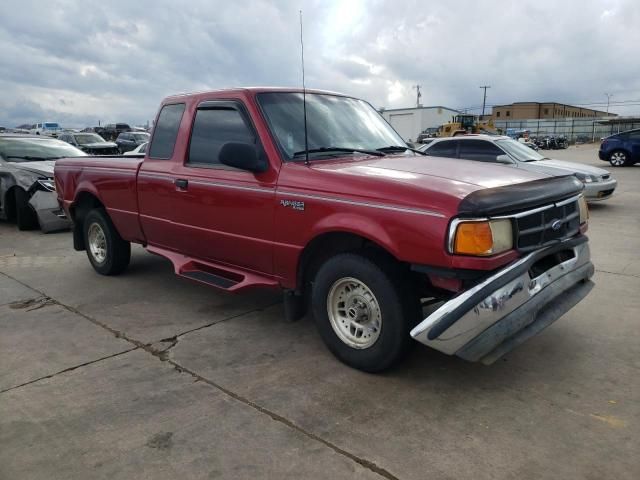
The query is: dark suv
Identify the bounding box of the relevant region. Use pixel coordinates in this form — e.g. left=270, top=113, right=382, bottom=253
left=115, top=131, right=150, bottom=153
left=599, top=128, right=640, bottom=166
left=97, top=123, right=131, bottom=141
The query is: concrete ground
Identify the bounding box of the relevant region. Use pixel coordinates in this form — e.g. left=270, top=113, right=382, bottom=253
left=1, top=144, right=638, bottom=479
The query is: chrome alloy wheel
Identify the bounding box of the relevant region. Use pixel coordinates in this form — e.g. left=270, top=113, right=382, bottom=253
left=87, top=222, right=107, bottom=264
left=327, top=277, right=382, bottom=349
left=610, top=151, right=627, bottom=166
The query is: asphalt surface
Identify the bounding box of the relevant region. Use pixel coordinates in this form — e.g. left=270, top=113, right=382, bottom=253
left=1, top=144, right=638, bottom=479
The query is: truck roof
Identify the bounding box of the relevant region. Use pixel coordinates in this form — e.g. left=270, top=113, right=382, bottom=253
left=163, top=87, right=348, bottom=102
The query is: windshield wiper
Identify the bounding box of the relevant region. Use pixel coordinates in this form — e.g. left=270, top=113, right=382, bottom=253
left=376, top=145, right=427, bottom=155
left=292, top=147, right=385, bottom=159
left=5, top=155, right=63, bottom=161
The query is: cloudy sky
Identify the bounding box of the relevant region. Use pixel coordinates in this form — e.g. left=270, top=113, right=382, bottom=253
left=1, top=0, right=639, bottom=127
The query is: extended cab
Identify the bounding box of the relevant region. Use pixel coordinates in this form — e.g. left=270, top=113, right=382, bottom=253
left=54, top=88, right=594, bottom=372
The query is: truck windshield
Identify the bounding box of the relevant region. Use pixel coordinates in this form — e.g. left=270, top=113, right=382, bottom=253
left=257, top=92, right=406, bottom=160
left=44, top=123, right=60, bottom=128
left=0, top=137, right=86, bottom=162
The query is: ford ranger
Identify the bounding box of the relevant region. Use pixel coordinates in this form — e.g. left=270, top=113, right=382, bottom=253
left=54, top=88, right=594, bottom=372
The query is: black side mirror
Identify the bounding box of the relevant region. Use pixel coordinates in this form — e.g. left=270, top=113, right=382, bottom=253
left=219, top=142, right=268, bottom=173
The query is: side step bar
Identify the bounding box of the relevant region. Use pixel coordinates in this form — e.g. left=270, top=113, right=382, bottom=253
left=146, top=245, right=279, bottom=293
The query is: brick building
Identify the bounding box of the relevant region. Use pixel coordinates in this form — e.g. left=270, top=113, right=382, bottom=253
left=491, top=102, right=615, bottom=120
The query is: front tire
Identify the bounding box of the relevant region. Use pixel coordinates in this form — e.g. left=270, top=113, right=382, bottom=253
left=609, top=150, right=631, bottom=167
left=14, top=188, right=39, bottom=231
left=83, top=209, right=130, bottom=275
left=311, top=253, right=419, bottom=372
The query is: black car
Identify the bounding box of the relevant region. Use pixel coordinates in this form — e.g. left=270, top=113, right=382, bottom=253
left=58, top=132, right=120, bottom=155
left=115, top=132, right=151, bottom=153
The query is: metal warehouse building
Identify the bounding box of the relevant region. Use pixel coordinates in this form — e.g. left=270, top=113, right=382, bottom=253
left=381, top=106, right=460, bottom=142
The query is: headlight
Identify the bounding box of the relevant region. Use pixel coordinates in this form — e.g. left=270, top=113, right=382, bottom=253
left=36, top=179, right=56, bottom=192
left=578, top=195, right=588, bottom=224
left=575, top=173, right=598, bottom=183
left=449, top=218, right=513, bottom=256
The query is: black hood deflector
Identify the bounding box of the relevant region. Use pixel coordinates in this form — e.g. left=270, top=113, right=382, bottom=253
left=458, top=176, right=584, bottom=217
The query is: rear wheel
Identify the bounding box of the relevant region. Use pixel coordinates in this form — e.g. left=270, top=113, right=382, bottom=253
left=83, top=209, right=130, bottom=275
left=311, top=253, right=419, bottom=372
left=609, top=150, right=631, bottom=167
left=14, top=188, right=39, bottom=230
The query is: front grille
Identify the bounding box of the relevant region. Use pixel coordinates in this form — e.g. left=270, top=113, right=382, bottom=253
left=601, top=174, right=610, bottom=180
left=514, top=199, right=581, bottom=252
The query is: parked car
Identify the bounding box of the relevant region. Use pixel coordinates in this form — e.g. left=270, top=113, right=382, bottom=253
left=599, top=128, right=640, bottom=166
left=98, top=123, right=131, bottom=141
left=29, top=122, right=63, bottom=137
left=423, top=135, right=617, bottom=202
left=55, top=88, right=593, bottom=372
left=115, top=132, right=150, bottom=153
left=123, top=142, right=148, bottom=156
left=0, top=134, right=86, bottom=231
left=58, top=132, right=120, bottom=155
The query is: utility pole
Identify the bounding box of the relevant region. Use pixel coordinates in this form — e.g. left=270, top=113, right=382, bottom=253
left=605, top=93, right=613, bottom=114
left=479, top=85, right=491, bottom=117
left=413, top=85, right=422, bottom=108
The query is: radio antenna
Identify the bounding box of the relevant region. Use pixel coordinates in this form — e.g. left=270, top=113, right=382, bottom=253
left=299, top=10, right=310, bottom=166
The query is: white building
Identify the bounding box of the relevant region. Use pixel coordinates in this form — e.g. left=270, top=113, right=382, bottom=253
left=381, top=106, right=460, bottom=142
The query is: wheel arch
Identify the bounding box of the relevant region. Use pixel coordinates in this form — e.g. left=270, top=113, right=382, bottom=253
left=70, top=190, right=105, bottom=251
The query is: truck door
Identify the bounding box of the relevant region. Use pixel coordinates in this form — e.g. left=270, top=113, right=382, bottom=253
left=167, top=100, right=276, bottom=275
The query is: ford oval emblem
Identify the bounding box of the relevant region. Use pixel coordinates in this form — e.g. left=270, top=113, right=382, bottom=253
left=551, top=219, right=563, bottom=231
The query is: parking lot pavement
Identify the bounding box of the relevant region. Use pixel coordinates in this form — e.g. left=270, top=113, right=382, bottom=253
left=1, top=144, right=638, bottom=479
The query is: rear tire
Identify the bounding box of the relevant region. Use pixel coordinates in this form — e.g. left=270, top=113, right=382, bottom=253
left=609, top=150, right=631, bottom=167
left=15, top=188, right=39, bottom=231
left=311, top=253, right=419, bottom=372
left=83, top=209, right=130, bottom=275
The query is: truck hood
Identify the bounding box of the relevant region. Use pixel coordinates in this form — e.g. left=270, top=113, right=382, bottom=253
left=11, top=160, right=55, bottom=177
left=281, top=154, right=560, bottom=219
left=522, top=158, right=610, bottom=177
left=312, top=154, right=551, bottom=189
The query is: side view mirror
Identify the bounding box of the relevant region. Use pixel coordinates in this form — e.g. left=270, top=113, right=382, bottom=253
left=496, top=154, right=512, bottom=164
left=219, top=142, right=268, bottom=173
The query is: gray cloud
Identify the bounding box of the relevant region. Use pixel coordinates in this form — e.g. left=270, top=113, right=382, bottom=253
left=1, top=0, right=639, bottom=128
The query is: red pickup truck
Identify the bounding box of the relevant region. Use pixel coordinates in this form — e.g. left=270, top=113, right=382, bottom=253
left=55, top=88, right=594, bottom=372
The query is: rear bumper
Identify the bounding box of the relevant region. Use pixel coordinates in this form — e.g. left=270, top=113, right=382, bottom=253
left=598, top=149, right=606, bottom=160
left=583, top=178, right=617, bottom=201
left=410, top=236, right=594, bottom=364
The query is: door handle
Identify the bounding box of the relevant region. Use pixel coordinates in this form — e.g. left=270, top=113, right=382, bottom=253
left=174, top=178, right=188, bottom=190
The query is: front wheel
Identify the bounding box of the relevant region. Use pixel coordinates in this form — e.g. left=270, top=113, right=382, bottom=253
left=311, top=253, right=419, bottom=372
left=83, top=209, right=131, bottom=275
left=609, top=150, right=631, bottom=167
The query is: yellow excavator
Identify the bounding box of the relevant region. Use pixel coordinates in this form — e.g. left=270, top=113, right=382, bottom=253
left=437, top=114, right=501, bottom=137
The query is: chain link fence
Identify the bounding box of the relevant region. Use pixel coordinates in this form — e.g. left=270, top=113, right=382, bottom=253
left=495, top=118, right=640, bottom=144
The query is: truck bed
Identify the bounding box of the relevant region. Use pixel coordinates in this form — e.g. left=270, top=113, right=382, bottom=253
left=55, top=156, right=145, bottom=243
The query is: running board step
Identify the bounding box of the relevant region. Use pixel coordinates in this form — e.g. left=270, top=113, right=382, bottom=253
left=181, top=270, right=238, bottom=289
left=146, top=245, right=279, bottom=293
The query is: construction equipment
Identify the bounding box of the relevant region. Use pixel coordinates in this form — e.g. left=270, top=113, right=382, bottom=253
left=437, top=114, right=501, bottom=137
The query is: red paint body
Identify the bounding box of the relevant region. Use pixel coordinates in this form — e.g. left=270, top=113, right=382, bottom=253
left=54, top=88, right=553, bottom=292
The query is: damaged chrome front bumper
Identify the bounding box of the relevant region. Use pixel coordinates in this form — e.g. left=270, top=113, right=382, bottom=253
left=410, top=236, right=594, bottom=364
left=28, top=190, right=70, bottom=233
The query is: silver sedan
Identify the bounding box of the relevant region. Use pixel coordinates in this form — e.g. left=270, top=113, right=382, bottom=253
left=422, top=135, right=617, bottom=202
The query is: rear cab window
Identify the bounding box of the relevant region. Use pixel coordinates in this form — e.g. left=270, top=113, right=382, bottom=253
left=149, top=103, right=186, bottom=159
